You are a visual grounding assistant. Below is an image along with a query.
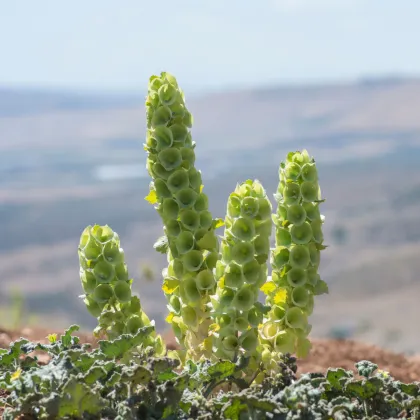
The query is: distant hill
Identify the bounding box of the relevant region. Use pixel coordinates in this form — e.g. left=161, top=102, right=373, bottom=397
left=1, top=76, right=420, bottom=354
left=0, top=88, right=142, bottom=117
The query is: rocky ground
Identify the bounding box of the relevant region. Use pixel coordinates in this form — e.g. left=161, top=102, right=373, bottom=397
left=1, top=326, right=420, bottom=383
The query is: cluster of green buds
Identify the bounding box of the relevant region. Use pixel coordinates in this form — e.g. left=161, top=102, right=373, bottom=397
left=143, top=72, right=220, bottom=360
left=78, top=224, right=165, bottom=355
left=211, top=180, right=272, bottom=361
left=259, top=150, right=328, bottom=372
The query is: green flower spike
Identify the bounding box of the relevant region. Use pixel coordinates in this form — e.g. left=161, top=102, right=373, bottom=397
left=78, top=224, right=165, bottom=355
left=211, top=180, right=272, bottom=362
left=260, top=150, right=328, bottom=373
left=144, top=72, right=220, bottom=361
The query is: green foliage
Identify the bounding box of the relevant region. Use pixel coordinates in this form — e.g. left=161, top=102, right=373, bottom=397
left=1, top=328, right=419, bottom=419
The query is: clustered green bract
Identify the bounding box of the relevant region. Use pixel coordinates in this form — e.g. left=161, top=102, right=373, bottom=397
left=211, top=180, right=272, bottom=362
left=1, top=329, right=419, bottom=419
left=143, top=72, right=221, bottom=361
left=3, top=72, right=413, bottom=419
left=141, top=73, right=328, bottom=368
left=258, top=150, right=328, bottom=375
left=78, top=225, right=165, bottom=355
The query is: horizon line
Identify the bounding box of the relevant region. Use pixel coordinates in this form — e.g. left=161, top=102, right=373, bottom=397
left=0, top=72, right=418, bottom=98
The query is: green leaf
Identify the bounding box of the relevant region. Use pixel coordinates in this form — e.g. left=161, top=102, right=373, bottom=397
left=98, top=327, right=155, bottom=359
left=314, top=279, right=329, bottom=295
left=82, top=365, right=108, bottom=385
left=60, top=325, right=80, bottom=348
left=355, top=360, right=378, bottom=378
left=241, top=394, right=278, bottom=411
left=400, top=383, right=419, bottom=397
left=154, top=235, right=169, bottom=254
left=254, top=301, right=271, bottom=315
left=326, top=368, right=352, bottom=389
left=345, top=379, right=380, bottom=400
left=121, top=365, right=152, bottom=385
left=222, top=397, right=247, bottom=420
left=55, top=377, right=105, bottom=417
left=207, top=360, right=236, bottom=380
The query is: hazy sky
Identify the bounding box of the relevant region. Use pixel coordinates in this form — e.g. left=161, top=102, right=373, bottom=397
left=1, top=0, right=419, bottom=93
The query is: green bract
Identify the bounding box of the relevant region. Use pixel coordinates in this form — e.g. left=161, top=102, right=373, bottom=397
left=260, top=150, right=328, bottom=375
left=144, top=72, right=220, bottom=361
left=78, top=224, right=165, bottom=355
left=211, top=180, right=272, bottom=362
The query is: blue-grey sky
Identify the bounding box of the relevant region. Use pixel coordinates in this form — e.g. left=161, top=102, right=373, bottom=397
left=1, top=0, right=419, bottom=93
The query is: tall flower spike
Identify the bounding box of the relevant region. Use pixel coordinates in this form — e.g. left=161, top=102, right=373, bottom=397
left=144, top=72, right=220, bottom=361
left=260, top=150, right=328, bottom=374
left=78, top=224, right=165, bottom=355
left=211, top=180, right=272, bottom=362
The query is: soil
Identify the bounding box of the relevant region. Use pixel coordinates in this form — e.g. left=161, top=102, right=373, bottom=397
left=1, top=326, right=420, bottom=417
left=1, top=327, right=419, bottom=382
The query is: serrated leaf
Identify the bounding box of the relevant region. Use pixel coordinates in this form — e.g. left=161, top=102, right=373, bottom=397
left=254, top=301, right=271, bottom=315
left=241, top=394, right=278, bottom=411
left=400, top=383, right=419, bottom=396
left=314, top=279, right=329, bottom=295
left=0, top=339, right=31, bottom=367
left=153, top=235, right=169, bottom=254
left=207, top=360, right=236, bottom=380
left=98, top=327, right=154, bottom=359
left=55, top=377, right=104, bottom=417
left=223, top=398, right=247, bottom=420
left=145, top=189, right=157, bottom=204
left=121, top=365, right=152, bottom=385
left=326, top=368, right=352, bottom=389
left=345, top=379, right=380, bottom=400
left=60, top=325, right=80, bottom=348
left=82, top=366, right=108, bottom=385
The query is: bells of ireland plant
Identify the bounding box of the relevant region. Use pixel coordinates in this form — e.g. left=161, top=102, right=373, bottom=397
left=143, top=72, right=221, bottom=361
left=211, top=180, right=272, bottom=362
left=260, top=150, right=328, bottom=371
left=78, top=224, right=165, bottom=356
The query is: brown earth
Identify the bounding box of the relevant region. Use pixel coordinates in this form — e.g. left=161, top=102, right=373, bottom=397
left=1, top=327, right=420, bottom=383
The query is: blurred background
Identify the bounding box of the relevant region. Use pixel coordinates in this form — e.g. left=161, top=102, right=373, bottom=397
left=1, top=0, right=420, bottom=354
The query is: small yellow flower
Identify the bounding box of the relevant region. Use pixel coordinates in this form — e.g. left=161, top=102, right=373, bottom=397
left=11, top=368, right=22, bottom=381
left=377, top=369, right=390, bottom=378
left=47, top=333, right=58, bottom=343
